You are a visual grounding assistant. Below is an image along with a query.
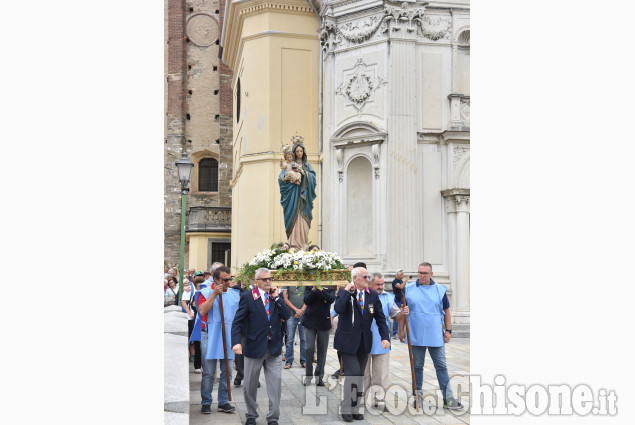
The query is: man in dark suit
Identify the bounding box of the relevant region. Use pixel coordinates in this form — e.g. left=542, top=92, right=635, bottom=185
left=302, top=285, right=336, bottom=386
left=231, top=268, right=291, bottom=425
left=333, top=267, right=390, bottom=422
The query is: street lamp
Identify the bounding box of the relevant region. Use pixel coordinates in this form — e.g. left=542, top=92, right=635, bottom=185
left=175, top=152, right=194, bottom=305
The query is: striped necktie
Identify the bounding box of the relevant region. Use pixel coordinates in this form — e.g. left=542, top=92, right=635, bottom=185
left=358, top=291, right=364, bottom=315
left=264, top=292, right=270, bottom=320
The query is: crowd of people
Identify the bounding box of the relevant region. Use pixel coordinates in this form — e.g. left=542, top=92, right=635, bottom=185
left=164, top=260, right=463, bottom=424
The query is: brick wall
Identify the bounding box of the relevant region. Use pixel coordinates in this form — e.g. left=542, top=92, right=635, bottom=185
left=165, top=0, right=233, bottom=266
left=165, top=0, right=188, bottom=265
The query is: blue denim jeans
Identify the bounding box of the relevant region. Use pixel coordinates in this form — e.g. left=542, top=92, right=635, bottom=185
left=200, top=330, right=233, bottom=406
left=392, top=300, right=402, bottom=335
left=285, top=315, right=306, bottom=365
left=412, top=345, right=453, bottom=400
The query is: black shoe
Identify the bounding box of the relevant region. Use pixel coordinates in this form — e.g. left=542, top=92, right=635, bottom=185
left=217, top=403, right=236, bottom=413
left=341, top=413, right=353, bottom=422
left=245, top=419, right=256, bottom=425
left=304, top=376, right=312, bottom=386
left=234, top=378, right=242, bottom=387
left=352, top=414, right=364, bottom=420
left=331, top=371, right=340, bottom=379
left=201, top=405, right=211, bottom=414
left=258, top=381, right=261, bottom=388
left=316, top=378, right=325, bottom=386
left=267, top=421, right=279, bottom=425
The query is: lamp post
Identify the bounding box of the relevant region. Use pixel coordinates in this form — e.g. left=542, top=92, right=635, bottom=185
left=175, top=152, right=194, bottom=305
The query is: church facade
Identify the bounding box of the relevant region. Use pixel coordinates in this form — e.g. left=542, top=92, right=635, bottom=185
left=317, top=0, right=470, bottom=329
left=166, top=0, right=470, bottom=332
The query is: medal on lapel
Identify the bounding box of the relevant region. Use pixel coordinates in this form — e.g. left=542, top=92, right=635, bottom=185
left=369, top=304, right=374, bottom=314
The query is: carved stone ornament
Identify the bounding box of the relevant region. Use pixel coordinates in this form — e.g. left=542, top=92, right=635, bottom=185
left=383, top=2, right=426, bottom=34
left=338, top=15, right=384, bottom=44
left=335, top=149, right=344, bottom=182
left=372, top=144, right=380, bottom=179
left=418, top=15, right=452, bottom=41
left=453, top=145, right=470, bottom=169
left=319, top=4, right=453, bottom=56
left=186, top=12, right=219, bottom=47
left=335, top=59, right=387, bottom=113
left=319, top=21, right=342, bottom=54
left=460, top=98, right=470, bottom=123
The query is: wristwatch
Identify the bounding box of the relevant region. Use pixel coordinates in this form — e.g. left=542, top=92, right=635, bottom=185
left=445, top=329, right=452, bottom=334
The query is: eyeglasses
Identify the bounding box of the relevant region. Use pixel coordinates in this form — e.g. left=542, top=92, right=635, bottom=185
left=220, top=277, right=233, bottom=282
left=258, top=277, right=273, bottom=282
left=359, top=275, right=370, bottom=280
left=418, top=272, right=431, bottom=275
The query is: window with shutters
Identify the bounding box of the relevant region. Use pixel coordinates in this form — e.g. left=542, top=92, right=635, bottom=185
left=199, top=158, right=218, bottom=192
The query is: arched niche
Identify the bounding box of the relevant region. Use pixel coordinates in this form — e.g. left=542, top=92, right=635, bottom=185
left=345, top=155, right=374, bottom=257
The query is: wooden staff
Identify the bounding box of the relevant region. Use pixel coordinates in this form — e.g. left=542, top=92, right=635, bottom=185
left=218, top=293, right=232, bottom=401
left=402, top=293, right=419, bottom=412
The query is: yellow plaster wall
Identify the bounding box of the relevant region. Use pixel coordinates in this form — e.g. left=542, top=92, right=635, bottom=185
left=187, top=232, right=232, bottom=271
left=224, top=1, right=319, bottom=268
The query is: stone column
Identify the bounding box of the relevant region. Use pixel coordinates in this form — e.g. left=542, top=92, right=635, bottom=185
left=442, top=189, right=470, bottom=325
left=385, top=6, right=424, bottom=270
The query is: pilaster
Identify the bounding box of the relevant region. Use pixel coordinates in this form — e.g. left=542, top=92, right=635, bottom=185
left=442, top=188, right=469, bottom=326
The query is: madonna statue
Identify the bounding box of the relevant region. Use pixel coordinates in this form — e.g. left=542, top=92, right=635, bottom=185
left=278, top=136, right=317, bottom=250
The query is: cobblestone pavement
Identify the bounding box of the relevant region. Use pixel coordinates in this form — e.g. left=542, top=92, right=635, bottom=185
left=189, top=326, right=470, bottom=425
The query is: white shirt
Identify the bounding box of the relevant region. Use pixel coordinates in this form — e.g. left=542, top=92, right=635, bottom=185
left=350, top=288, right=366, bottom=326
left=256, top=287, right=275, bottom=308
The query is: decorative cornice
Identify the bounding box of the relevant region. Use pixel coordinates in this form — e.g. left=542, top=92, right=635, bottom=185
left=417, top=130, right=470, bottom=144
left=238, top=0, right=314, bottom=18
left=318, top=3, right=458, bottom=56
left=441, top=188, right=470, bottom=198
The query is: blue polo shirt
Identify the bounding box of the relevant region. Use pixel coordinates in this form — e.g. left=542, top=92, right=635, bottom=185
left=414, top=279, right=450, bottom=309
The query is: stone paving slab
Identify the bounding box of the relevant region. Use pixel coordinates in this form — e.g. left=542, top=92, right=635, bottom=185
left=188, top=330, right=469, bottom=424
left=165, top=306, right=191, bottom=424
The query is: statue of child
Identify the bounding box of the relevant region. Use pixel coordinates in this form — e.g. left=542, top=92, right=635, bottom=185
left=280, top=145, right=301, bottom=185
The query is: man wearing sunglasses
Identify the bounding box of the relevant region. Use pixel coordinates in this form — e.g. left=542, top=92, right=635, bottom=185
left=197, top=266, right=240, bottom=415
left=333, top=267, right=390, bottom=422
left=231, top=268, right=291, bottom=425
left=399, top=262, right=463, bottom=410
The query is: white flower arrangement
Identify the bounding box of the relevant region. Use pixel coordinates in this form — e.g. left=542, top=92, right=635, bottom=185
left=237, top=246, right=347, bottom=287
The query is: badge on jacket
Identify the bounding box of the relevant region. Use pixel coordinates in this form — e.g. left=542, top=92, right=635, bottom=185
left=368, top=304, right=374, bottom=314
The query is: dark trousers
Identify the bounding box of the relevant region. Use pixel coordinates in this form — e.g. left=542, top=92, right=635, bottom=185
left=234, top=336, right=246, bottom=380
left=187, top=319, right=201, bottom=369
left=304, top=327, right=329, bottom=379
left=341, top=337, right=368, bottom=415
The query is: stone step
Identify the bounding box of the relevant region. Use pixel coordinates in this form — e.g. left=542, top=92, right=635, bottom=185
left=452, top=323, right=470, bottom=338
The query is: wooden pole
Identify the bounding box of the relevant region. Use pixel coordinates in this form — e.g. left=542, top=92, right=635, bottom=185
left=402, top=294, right=419, bottom=412
left=218, top=292, right=232, bottom=401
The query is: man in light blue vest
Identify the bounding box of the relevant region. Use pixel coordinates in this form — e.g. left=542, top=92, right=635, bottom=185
left=399, top=262, right=463, bottom=410
left=197, top=266, right=240, bottom=415
left=364, top=272, right=408, bottom=411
